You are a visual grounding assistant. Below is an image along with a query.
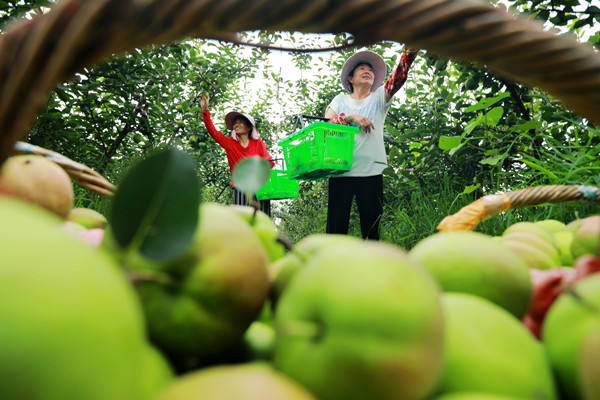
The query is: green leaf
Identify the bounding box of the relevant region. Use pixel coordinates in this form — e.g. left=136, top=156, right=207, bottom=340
left=479, top=154, right=504, bottom=166
left=520, top=159, right=559, bottom=180
left=465, top=92, right=510, bottom=112
left=449, top=138, right=471, bottom=156
left=232, top=157, right=271, bottom=196
left=439, top=136, right=462, bottom=151
left=485, top=106, right=504, bottom=127
left=464, top=113, right=485, bottom=136
left=511, top=120, right=542, bottom=132
left=109, top=147, right=201, bottom=260
left=382, top=166, right=398, bottom=178
left=462, top=184, right=481, bottom=194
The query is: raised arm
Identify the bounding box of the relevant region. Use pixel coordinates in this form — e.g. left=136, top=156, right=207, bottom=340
left=200, top=95, right=227, bottom=147
left=384, top=46, right=419, bottom=103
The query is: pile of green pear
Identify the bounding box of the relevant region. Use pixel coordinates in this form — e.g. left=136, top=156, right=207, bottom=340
left=1, top=150, right=600, bottom=400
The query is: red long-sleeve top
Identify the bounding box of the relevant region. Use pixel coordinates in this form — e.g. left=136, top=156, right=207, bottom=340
left=202, top=110, right=275, bottom=179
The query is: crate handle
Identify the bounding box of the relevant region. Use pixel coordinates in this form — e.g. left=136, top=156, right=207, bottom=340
left=292, top=115, right=330, bottom=132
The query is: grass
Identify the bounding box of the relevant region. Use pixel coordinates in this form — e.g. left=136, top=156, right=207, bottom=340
left=381, top=177, right=599, bottom=251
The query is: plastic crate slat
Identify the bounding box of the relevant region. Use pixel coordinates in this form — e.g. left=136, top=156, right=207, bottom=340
left=279, top=122, right=358, bottom=181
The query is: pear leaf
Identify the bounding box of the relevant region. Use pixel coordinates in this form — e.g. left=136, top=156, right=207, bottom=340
left=485, top=106, right=504, bottom=127
left=439, top=136, right=462, bottom=151
left=465, top=92, right=510, bottom=112
left=480, top=155, right=505, bottom=166
left=233, top=157, right=271, bottom=196
left=109, top=147, right=201, bottom=260
left=511, top=120, right=543, bottom=132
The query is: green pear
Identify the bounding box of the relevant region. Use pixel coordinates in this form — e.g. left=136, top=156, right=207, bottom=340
left=566, top=218, right=584, bottom=233
left=241, top=320, right=276, bottom=362
left=137, top=344, right=175, bottom=400
left=553, top=230, right=575, bottom=266
left=230, top=205, right=287, bottom=262
left=269, top=234, right=362, bottom=305
left=61, top=220, right=87, bottom=233
left=502, top=240, right=559, bottom=270
left=0, top=196, right=147, bottom=400
left=580, top=322, right=600, bottom=400
left=543, top=273, right=600, bottom=400
left=409, top=231, right=532, bottom=318
left=431, top=393, right=529, bottom=400
left=67, top=207, right=108, bottom=229
left=269, top=253, right=303, bottom=303
left=503, top=221, right=556, bottom=246
left=0, top=154, right=74, bottom=218
left=156, top=363, right=317, bottom=400
left=502, top=231, right=561, bottom=266
left=534, top=219, right=567, bottom=233
left=275, top=241, right=444, bottom=400
left=435, top=293, right=558, bottom=399
left=134, top=202, right=270, bottom=363
left=570, top=215, right=600, bottom=259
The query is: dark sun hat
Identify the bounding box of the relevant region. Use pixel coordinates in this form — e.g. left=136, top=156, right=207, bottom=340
left=225, top=111, right=259, bottom=140
left=340, top=50, right=387, bottom=93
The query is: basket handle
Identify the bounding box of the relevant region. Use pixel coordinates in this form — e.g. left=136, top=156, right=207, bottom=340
left=11, top=141, right=116, bottom=197
left=292, top=115, right=330, bottom=132
left=437, top=185, right=600, bottom=232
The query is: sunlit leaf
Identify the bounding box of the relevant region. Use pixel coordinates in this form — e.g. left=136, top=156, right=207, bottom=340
left=449, top=139, right=471, bottom=156
left=480, top=155, right=504, bottom=166
left=439, top=136, right=462, bottom=150
left=462, top=184, right=481, bottom=194
left=520, top=159, right=559, bottom=179
left=464, top=113, right=485, bottom=136
left=465, top=92, right=511, bottom=112
left=485, top=107, right=504, bottom=127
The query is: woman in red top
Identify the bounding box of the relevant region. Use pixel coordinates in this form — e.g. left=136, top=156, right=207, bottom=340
left=200, top=94, right=275, bottom=216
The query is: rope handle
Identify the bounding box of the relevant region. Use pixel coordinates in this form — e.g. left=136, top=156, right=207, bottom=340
left=437, top=185, right=600, bottom=232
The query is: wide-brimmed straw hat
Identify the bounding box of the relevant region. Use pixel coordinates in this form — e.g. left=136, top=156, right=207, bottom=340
left=340, top=50, right=387, bottom=93
left=225, top=111, right=259, bottom=141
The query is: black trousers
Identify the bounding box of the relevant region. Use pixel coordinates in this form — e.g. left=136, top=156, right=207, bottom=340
left=233, top=187, right=271, bottom=217
left=326, top=174, right=383, bottom=240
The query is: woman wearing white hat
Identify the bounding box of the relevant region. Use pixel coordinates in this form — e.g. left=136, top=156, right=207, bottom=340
left=200, top=94, right=275, bottom=215
left=324, top=46, right=418, bottom=240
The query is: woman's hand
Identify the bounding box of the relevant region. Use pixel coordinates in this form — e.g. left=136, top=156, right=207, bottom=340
left=346, top=114, right=375, bottom=133
left=200, top=94, right=210, bottom=111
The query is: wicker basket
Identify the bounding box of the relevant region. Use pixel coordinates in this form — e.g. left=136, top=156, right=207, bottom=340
left=0, top=0, right=599, bottom=196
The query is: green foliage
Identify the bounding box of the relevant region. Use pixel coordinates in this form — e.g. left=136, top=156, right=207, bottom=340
left=0, top=0, right=53, bottom=29
left=8, top=0, right=599, bottom=248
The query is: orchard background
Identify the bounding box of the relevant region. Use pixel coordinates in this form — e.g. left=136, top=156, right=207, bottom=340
left=3, top=0, right=599, bottom=247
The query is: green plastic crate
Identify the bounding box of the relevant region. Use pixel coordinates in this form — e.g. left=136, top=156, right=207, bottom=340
left=278, top=121, right=358, bottom=181
left=256, top=169, right=300, bottom=200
